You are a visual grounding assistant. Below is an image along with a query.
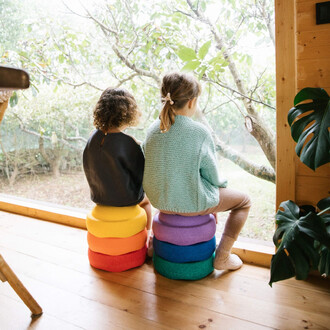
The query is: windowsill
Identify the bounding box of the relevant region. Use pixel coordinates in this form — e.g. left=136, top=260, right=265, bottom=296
left=0, top=193, right=274, bottom=267
left=0, top=194, right=87, bottom=229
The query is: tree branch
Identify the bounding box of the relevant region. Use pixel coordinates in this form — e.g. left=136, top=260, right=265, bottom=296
left=195, top=110, right=275, bottom=183
left=60, top=80, right=103, bottom=91
left=65, top=136, right=87, bottom=143
left=174, top=9, right=195, bottom=19
left=116, top=73, right=138, bottom=87
left=38, top=135, right=51, bottom=164
left=186, top=0, right=276, bottom=169
left=256, top=0, right=275, bottom=46
left=18, top=52, right=103, bottom=92
left=204, top=77, right=275, bottom=110
left=20, top=126, right=82, bottom=151
left=210, top=83, right=246, bottom=117
left=112, top=45, right=161, bottom=84
left=82, top=6, right=161, bottom=85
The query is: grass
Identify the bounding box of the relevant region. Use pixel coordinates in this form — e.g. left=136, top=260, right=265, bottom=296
left=216, top=147, right=276, bottom=243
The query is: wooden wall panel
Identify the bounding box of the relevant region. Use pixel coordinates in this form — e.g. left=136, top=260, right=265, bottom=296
left=296, top=175, right=330, bottom=205
left=294, top=0, right=330, bottom=206
left=276, top=0, right=330, bottom=209
left=297, top=162, right=330, bottom=177
left=296, top=0, right=330, bottom=32
left=275, top=0, right=297, bottom=208
left=296, top=59, right=330, bottom=89
left=297, top=43, right=330, bottom=60
left=297, top=30, right=330, bottom=51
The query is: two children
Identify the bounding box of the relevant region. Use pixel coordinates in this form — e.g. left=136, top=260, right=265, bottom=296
left=84, top=73, right=251, bottom=271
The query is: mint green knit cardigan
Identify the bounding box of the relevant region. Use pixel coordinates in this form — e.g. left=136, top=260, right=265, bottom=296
left=142, top=115, right=227, bottom=213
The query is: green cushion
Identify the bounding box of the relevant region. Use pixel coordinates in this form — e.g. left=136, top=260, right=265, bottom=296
left=153, top=253, right=214, bottom=280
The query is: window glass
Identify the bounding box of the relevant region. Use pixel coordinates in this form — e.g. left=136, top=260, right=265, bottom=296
left=0, top=0, right=275, bottom=243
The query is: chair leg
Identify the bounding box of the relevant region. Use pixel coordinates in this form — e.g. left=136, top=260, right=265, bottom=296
left=0, top=254, right=43, bottom=317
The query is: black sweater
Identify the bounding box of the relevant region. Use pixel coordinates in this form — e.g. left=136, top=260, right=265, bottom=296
left=83, top=130, right=145, bottom=207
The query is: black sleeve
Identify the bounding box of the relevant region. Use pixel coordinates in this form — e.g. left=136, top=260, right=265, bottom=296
left=123, top=139, right=145, bottom=191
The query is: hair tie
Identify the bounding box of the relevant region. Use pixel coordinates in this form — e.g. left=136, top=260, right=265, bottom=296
left=162, top=92, right=174, bottom=105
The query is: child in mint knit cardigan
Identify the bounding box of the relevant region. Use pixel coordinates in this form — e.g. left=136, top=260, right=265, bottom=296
left=143, top=72, right=251, bottom=270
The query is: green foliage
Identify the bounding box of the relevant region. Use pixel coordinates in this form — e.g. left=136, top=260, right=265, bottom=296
left=176, top=41, right=230, bottom=80
left=270, top=86, right=330, bottom=285
left=177, top=46, right=198, bottom=62
left=269, top=199, right=330, bottom=286
left=0, top=0, right=25, bottom=50
left=181, top=60, right=201, bottom=72
left=9, top=92, right=18, bottom=107
left=1, top=0, right=276, bottom=183
left=198, top=40, right=211, bottom=60
left=288, top=88, right=330, bottom=170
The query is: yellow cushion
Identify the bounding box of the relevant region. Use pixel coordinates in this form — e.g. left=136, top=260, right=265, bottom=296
left=86, top=205, right=147, bottom=238
left=90, top=204, right=142, bottom=221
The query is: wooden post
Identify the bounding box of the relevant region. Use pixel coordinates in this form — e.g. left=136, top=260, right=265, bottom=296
left=0, top=100, right=9, bottom=123
left=275, top=0, right=297, bottom=209
left=0, top=254, right=43, bottom=317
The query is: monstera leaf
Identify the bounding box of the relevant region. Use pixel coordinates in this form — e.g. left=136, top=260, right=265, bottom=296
left=318, top=246, right=330, bottom=277
left=288, top=88, right=330, bottom=170
left=269, top=200, right=330, bottom=286
left=316, top=197, right=330, bottom=277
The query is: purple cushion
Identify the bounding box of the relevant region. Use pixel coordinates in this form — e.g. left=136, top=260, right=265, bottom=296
left=158, top=212, right=214, bottom=227
left=152, top=212, right=216, bottom=246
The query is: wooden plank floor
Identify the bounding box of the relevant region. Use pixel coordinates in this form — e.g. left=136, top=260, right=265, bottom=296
left=0, top=211, right=329, bottom=330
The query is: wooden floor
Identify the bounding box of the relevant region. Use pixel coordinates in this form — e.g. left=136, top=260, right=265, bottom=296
left=0, top=211, right=329, bottom=330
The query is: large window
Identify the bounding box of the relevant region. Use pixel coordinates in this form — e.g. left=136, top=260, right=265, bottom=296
left=0, top=0, right=275, bottom=244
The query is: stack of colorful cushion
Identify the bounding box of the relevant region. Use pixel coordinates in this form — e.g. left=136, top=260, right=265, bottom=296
left=86, top=204, right=147, bottom=272
left=152, top=212, right=217, bottom=280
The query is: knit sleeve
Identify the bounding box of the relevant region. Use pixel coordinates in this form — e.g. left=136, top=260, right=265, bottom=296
left=200, top=133, right=228, bottom=188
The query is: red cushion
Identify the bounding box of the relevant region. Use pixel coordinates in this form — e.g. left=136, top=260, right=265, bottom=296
left=88, top=245, right=147, bottom=272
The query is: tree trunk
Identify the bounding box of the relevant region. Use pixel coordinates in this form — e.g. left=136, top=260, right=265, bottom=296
left=186, top=0, right=276, bottom=170
left=197, top=110, right=275, bottom=183
left=38, top=136, right=61, bottom=177
left=50, top=155, right=61, bottom=178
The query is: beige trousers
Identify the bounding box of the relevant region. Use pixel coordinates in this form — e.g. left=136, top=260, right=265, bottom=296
left=161, top=188, right=251, bottom=240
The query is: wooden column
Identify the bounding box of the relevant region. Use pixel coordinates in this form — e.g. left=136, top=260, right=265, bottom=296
left=275, top=0, right=297, bottom=209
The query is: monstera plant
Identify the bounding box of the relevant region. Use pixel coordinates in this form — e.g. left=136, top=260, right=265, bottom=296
left=269, top=87, right=330, bottom=286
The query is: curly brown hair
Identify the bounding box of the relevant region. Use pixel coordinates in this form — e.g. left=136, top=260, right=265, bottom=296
left=93, top=88, right=139, bottom=131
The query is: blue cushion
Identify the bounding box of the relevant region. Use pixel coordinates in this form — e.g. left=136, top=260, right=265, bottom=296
left=153, top=236, right=216, bottom=263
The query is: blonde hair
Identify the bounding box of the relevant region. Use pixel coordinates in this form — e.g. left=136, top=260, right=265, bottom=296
left=159, top=72, right=201, bottom=132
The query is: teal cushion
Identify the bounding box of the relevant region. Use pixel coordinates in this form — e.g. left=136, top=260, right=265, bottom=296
left=153, top=253, right=214, bottom=280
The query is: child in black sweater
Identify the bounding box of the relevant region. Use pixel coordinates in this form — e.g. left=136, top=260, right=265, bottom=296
left=83, top=88, right=152, bottom=232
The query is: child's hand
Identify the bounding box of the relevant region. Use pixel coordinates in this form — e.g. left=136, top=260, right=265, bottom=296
left=147, top=234, right=154, bottom=258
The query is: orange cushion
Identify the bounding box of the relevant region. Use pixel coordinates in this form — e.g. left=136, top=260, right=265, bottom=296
left=88, top=245, right=147, bottom=272
left=87, top=229, right=147, bottom=256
